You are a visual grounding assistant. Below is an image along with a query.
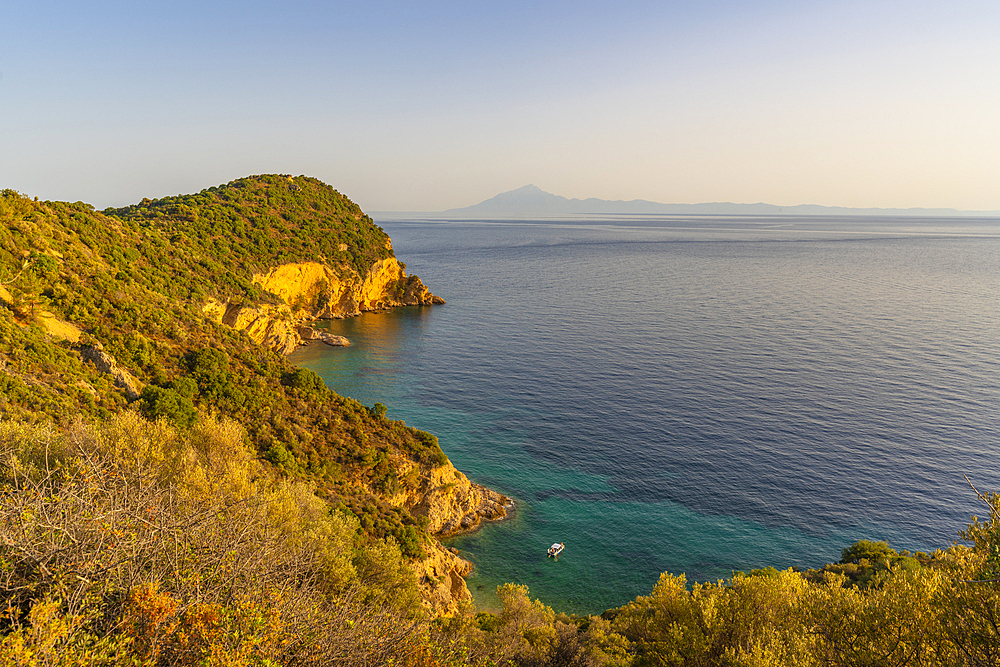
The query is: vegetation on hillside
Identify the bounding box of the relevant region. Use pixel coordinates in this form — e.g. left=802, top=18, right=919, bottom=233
left=0, top=180, right=446, bottom=557
left=4, top=414, right=1000, bottom=666
left=3, top=181, right=1000, bottom=665
left=107, top=174, right=394, bottom=279
left=0, top=416, right=507, bottom=666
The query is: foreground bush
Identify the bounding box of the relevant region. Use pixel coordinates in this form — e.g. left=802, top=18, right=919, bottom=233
left=0, top=415, right=488, bottom=666
left=4, top=413, right=1000, bottom=666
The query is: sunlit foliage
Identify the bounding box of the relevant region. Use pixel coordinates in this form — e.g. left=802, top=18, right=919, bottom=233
left=0, top=416, right=479, bottom=666
left=0, top=179, right=447, bottom=554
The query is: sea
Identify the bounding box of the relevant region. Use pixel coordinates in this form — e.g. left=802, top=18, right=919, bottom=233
left=289, top=215, right=1000, bottom=615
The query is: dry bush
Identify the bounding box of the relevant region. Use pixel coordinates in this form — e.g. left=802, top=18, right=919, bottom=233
left=0, top=415, right=466, bottom=666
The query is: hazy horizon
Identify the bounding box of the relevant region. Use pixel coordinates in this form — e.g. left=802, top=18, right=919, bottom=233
left=2, top=1, right=999, bottom=212
left=371, top=183, right=1000, bottom=216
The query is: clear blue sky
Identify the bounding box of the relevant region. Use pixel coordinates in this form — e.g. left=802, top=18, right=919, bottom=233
left=2, top=1, right=998, bottom=211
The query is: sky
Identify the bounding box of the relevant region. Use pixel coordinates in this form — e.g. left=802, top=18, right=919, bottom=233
left=1, top=0, right=999, bottom=212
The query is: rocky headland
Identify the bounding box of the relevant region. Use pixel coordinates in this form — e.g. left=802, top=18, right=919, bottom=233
left=327, top=434, right=506, bottom=614
left=394, top=458, right=512, bottom=613
left=203, top=258, right=444, bottom=355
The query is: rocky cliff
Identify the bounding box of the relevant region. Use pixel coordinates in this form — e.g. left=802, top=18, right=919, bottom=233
left=253, top=257, right=443, bottom=317
left=390, top=454, right=512, bottom=614
left=395, top=460, right=511, bottom=538
left=413, top=541, right=475, bottom=616
left=204, top=258, right=443, bottom=355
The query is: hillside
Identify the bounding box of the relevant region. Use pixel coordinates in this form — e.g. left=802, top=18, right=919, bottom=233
left=0, top=176, right=503, bottom=611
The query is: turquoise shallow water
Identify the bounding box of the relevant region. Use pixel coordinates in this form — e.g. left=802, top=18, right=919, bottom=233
left=290, top=215, right=1000, bottom=614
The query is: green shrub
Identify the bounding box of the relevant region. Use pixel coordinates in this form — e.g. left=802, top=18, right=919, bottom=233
left=138, top=385, right=196, bottom=427
left=841, top=540, right=897, bottom=565
left=264, top=442, right=297, bottom=473
left=168, top=376, right=198, bottom=398
left=284, top=367, right=326, bottom=396
left=393, top=524, right=426, bottom=560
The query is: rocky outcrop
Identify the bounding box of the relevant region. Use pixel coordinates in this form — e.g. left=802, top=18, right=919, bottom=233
left=203, top=300, right=302, bottom=355
left=422, top=477, right=510, bottom=538
left=78, top=342, right=142, bottom=400
left=297, top=326, right=349, bottom=347
left=412, top=541, right=474, bottom=616
left=400, top=274, right=445, bottom=307
left=399, top=460, right=511, bottom=614
left=392, top=458, right=511, bottom=538
left=252, top=257, right=443, bottom=320
left=206, top=258, right=443, bottom=355
left=377, top=455, right=511, bottom=614
left=221, top=303, right=301, bottom=355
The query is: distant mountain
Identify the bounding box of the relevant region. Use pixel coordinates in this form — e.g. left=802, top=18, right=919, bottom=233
left=441, top=185, right=1000, bottom=217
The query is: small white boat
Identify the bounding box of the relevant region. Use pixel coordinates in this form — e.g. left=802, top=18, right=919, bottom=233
left=547, top=542, right=565, bottom=557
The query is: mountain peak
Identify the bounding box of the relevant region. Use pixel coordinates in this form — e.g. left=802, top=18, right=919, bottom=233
left=443, top=185, right=568, bottom=216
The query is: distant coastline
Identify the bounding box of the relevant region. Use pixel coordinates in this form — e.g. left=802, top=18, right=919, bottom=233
left=372, top=184, right=1000, bottom=219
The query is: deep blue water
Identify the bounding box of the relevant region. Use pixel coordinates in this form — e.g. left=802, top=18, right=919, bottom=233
left=290, top=215, right=1000, bottom=614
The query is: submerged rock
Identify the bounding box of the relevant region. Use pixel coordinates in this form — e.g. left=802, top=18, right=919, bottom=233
left=297, top=326, right=350, bottom=347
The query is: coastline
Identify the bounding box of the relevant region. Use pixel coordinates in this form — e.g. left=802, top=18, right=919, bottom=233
left=412, top=481, right=514, bottom=614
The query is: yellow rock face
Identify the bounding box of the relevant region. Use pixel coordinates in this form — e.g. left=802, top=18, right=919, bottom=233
left=208, top=256, right=441, bottom=357
left=220, top=303, right=301, bottom=355
left=203, top=299, right=301, bottom=355
left=412, top=540, right=474, bottom=616
left=252, top=258, right=411, bottom=316
left=252, top=262, right=337, bottom=313
left=390, top=457, right=511, bottom=537
left=358, top=258, right=405, bottom=310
